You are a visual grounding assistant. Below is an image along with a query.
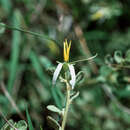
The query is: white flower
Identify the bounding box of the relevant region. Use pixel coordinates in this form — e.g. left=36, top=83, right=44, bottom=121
left=52, top=63, right=63, bottom=85
left=68, top=64, right=76, bottom=89
left=52, top=63, right=76, bottom=89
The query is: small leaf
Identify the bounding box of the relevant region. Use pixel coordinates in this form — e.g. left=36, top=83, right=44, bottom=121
left=0, top=23, right=5, bottom=35
left=70, top=91, right=79, bottom=102
left=1, top=119, right=14, bottom=130
left=125, top=49, right=130, bottom=62
left=114, top=51, right=124, bottom=63
left=47, top=105, right=62, bottom=115
left=47, top=116, right=60, bottom=130
left=15, top=120, right=27, bottom=130
left=105, top=54, right=114, bottom=64
left=68, top=64, right=76, bottom=89
left=76, top=71, right=85, bottom=84
left=52, top=63, right=63, bottom=85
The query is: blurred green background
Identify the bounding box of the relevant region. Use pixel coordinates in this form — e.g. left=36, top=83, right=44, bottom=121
left=0, top=0, right=130, bottom=129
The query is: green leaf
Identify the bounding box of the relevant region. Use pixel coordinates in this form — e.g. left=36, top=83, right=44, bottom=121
left=70, top=91, right=79, bottom=102
left=7, top=10, right=21, bottom=92
left=76, top=71, right=85, bottom=84
left=47, top=116, right=60, bottom=130
left=29, top=51, right=62, bottom=109
left=0, top=23, right=5, bottom=35
left=125, top=49, right=130, bottom=62
left=105, top=54, right=114, bottom=64
left=47, top=105, right=62, bottom=115
left=1, top=120, right=27, bottom=130
left=26, top=108, right=34, bottom=130
left=114, top=51, right=124, bottom=63
left=1, top=119, right=14, bottom=130
left=15, top=120, right=27, bottom=130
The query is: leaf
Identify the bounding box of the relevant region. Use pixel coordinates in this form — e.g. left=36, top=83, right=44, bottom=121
left=0, top=23, right=5, bottom=35
left=7, top=10, right=21, bottom=92
left=125, top=49, right=130, bottom=62
left=70, top=91, right=79, bottom=102
left=52, top=63, right=63, bottom=85
left=114, top=51, right=124, bottom=63
left=47, top=116, right=60, bottom=130
left=47, top=105, right=62, bottom=115
left=76, top=71, right=85, bottom=84
left=26, top=108, right=34, bottom=130
left=15, top=120, right=27, bottom=130
left=1, top=119, right=14, bottom=130
left=1, top=120, right=27, bottom=130
left=29, top=51, right=62, bottom=108
left=105, top=54, right=114, bottom=64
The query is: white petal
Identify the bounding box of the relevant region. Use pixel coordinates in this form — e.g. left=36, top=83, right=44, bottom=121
left=68, top=64, right=76, bottom=89
left=52, top=63, right=63, bottom=85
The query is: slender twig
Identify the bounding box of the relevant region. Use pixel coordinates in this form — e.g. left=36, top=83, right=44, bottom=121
left=74, top=24, right=98, bottom=74
left=107, top=63, right=130, bottom=69
left=0, top=82, right=25, bottom=120
left=61, top=82, right=71, bottom=130
left=102, top=84, right=130, bottom=115
left=0, top=23, right=55, bottom=42
left=70, top=53, right=98, bottom=64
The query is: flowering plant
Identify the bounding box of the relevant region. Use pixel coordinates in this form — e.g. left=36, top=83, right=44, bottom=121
left=47, top=39, right=97, bottom=130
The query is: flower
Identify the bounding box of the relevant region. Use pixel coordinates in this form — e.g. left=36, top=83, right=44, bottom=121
left=64, top=39, right=71, bottom=62
left=52, top=39, right=97, bottom=89
left=52, top=39, right=76, bottom=89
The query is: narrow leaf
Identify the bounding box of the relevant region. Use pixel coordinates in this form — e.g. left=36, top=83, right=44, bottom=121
left=47, top=116, right=60, bottom=130
left=30, top=51, right=62, bottom=108
left=8, top=10, right=21, bottom=92
left=26, top=108, right=34, bottom=130
left=0, top=23, right=5, bottom=35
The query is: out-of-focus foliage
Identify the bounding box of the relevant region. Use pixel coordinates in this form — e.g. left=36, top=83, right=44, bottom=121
left=1, top=120, right=27, bottom=130
left=0, top=0, right=130, bottom=130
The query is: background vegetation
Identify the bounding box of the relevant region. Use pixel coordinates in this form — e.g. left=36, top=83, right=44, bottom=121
left=0, top=0, right=130, bottom=129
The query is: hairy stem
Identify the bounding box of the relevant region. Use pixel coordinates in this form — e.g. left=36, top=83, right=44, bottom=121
left=61, top=83, right=71, bottom=130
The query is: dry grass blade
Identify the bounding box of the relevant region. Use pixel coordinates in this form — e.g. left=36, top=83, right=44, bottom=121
left=74, top=24, right=98, bottom=74
left=102, top=84, right=130, bottom=115
left=0, top=82, right=25, bottom=120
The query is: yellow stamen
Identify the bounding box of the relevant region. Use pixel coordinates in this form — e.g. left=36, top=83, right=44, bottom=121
left=63, top=39, right=71, bottom=62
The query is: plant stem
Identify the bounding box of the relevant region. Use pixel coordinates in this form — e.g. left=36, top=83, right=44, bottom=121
left=0, top=23, right=55, bottom=42
left=61, top=83, right=71, bottom=130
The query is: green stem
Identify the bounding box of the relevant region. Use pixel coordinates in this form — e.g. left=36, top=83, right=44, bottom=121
left=70, top=53, right=97, bottom=64
left=0, top=23, right=55, bottom=42
left=61, top=83, right=71, bottom=130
